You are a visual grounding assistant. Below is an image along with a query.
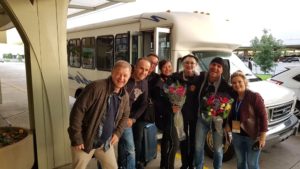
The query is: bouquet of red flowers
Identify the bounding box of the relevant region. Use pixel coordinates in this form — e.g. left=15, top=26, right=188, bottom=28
left=164, top=82, right=186, bottom=105
left=202, top=94, right=234, bottom=133
left=164, top=81, right=187, bottom=141
left=204, top=95, right=233, bottom=119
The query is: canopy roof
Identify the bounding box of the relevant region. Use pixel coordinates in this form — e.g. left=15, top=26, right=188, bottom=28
left=0, top=0, right=134, bottom=31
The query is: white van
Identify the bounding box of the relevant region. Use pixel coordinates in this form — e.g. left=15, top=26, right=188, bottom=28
left=67, top=11, right=299, bottom=161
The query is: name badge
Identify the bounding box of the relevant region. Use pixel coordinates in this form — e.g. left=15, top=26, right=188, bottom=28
left=232, top=120, right=241, bottom=133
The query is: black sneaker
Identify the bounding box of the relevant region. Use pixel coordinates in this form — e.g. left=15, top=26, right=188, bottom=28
left=137, top=162, right=144, bottom=169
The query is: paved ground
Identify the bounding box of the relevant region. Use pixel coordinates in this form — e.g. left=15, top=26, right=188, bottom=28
left=1, top=62, right=300, bottom=169
left=0, top=62, right=29, bottom=128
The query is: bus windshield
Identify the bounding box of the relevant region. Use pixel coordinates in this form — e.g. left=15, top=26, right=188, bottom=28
left=193, top=51, right=260, bottom=82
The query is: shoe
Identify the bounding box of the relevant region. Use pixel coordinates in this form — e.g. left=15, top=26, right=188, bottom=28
left=137, top=162, right=144, bottom=169
left=160, top=163, right=165, bottom=169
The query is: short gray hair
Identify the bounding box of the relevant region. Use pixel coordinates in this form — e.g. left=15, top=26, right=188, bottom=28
left=113, top=60, right=132, bottom=72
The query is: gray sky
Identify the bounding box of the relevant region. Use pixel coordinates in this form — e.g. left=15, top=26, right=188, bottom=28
left=67, top=0, right=300, bottom=46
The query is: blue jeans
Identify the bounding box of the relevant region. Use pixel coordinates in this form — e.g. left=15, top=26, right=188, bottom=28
left=194, top=118, right=223, bottom=169
left=232, top=133, right=261, bottom=169
left=118, top=128, right=136, bottom=169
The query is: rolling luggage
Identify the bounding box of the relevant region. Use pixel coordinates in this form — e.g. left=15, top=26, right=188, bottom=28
left=142, top=123, right=157, bottom=165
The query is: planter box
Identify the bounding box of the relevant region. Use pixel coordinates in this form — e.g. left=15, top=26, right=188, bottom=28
left=0, top=128, right=34, bottom=169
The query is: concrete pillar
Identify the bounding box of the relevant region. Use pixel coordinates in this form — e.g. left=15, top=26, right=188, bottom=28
left=0, top=79, right=2, bottom=104
left=0, top=31, right=7, bottom=43
left=1, top=0, right=71, bottom=168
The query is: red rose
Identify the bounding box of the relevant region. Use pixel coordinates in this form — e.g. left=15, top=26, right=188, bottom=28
left=221, top=97, right=229, bottom=103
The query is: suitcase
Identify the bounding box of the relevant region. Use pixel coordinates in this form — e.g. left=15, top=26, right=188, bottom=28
left=142, top=123, right=157, bottom=165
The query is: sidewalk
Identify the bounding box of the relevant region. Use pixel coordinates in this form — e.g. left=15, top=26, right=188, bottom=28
left=0, top=62, right=29, bottom=128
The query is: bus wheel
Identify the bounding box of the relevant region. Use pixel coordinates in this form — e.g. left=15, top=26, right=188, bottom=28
left=204, top=130, right=234, bottom=162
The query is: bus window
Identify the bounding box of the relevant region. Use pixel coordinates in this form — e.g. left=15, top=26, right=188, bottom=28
left=81, top=37, right=95, bottom=69
left=96, top=35, right=114, bottom=71
left=115, top=33, right=129, bottom=62
left=132, top=34, right=138, bottom=64
left=68, top=38, right=81, bottom=68
left=157, top=31, right=171, bottom=60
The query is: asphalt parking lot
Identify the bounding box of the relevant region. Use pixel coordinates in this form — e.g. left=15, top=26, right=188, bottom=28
left=0, top=62, right=300, bottom=169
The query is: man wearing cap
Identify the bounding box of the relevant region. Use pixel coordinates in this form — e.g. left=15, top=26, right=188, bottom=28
left=194, top=57, right=232, bottom=169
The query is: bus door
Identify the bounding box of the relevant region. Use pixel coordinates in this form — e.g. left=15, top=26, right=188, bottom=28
left=141, top=27, right=171, bottom=60
left=154, top=27, right=171, bottom=60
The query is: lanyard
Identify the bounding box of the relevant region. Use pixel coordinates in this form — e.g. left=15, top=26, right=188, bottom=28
left=235, top=99, right=242, bottom=120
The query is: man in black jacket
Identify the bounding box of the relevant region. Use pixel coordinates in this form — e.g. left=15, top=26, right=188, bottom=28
left=134, top=53, right=160, bottom=169
left=194, top=57, right=232, bottom=169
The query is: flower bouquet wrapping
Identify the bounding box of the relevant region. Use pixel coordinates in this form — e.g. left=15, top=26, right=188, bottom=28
left=164, top=81, right=187, bottom=141
left=202, top=94, right=234, bottom=134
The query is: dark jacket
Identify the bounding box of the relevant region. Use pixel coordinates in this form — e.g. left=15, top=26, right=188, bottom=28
left=172, top=71, right=199, bottom=122
left=125, top=77, right=148, bottom=120
left=148, top=72, right=160, bottom=99
left=229, top=89, right=268, bottom=139
left=68, top=77, right=130, bottom=153
left=140, top=72, right=160, bottom=122
left=152, top=75, right=173, bottom=130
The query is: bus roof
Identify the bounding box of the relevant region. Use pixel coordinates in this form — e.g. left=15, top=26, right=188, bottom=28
left=68, top=11, right=241, bottom=51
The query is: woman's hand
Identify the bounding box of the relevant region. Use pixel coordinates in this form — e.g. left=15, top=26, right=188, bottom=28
left=259, top=132, right=266, bottom=149
left=172, top=105, right=180, bottom=113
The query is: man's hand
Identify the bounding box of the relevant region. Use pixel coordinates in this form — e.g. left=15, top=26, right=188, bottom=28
left=127, top=118, right=135, bottom=127
left=72, top=144, right=84, bottom=151
left=111, top=134, right=119, bottom=145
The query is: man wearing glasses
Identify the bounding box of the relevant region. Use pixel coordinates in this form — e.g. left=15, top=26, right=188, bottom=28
left=134, top=53, right=160, bottom=169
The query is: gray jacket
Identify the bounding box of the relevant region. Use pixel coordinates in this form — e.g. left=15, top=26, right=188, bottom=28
left=68, top=77, right=130, bottom=153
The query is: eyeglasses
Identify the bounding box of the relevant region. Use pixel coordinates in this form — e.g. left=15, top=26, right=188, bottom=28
left=151, top=62, right=158, bottom=66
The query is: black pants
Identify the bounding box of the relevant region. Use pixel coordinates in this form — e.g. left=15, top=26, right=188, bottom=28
left=160, top=117, right=179, bottom=169
left=180, top=119, right=196, bottom=169
left=132, top=120, right=147, bottom=164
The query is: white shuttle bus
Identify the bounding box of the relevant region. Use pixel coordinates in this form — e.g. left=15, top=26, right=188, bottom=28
left=67, top=12, right=299, bottom=161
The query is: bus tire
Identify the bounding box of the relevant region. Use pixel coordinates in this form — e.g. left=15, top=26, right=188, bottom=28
left=204, top=130, right=234, bottom=162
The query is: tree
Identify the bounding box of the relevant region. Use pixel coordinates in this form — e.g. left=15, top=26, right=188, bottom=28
left=251, top=29, right=283, bottom=73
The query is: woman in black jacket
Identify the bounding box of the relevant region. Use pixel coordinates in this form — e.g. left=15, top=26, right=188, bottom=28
left=152, top=59, right=179, bottom=169
left=172, top=54, right=199, bottom=169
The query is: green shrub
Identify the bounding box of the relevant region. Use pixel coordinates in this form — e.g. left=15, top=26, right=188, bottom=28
left=3, top=53, right=13, bottom=59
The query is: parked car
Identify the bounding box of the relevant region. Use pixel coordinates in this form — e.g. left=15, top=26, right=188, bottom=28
left=280, top=57, right=300, bottom=63
left=0, top=58, right=4, bottom=63
left=269, top=66, right=300, bottom=116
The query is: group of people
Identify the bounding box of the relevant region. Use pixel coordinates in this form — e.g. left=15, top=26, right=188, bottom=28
left=68, top=53, right=268, bottom=169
